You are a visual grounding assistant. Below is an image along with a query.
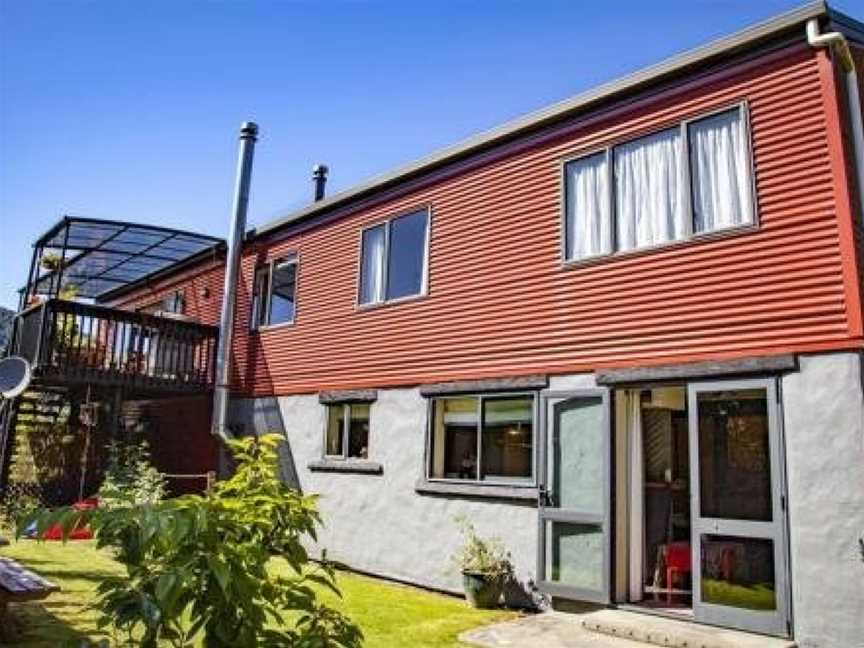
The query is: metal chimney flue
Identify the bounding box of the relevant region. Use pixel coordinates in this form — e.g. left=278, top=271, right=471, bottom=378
left=212, top=121, right=258, bottom=440
left=312, top=164, right=329, bottom=201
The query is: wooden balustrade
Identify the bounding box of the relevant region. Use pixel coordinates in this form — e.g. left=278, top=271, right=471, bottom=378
left=10, top=300, right=218, bottom=392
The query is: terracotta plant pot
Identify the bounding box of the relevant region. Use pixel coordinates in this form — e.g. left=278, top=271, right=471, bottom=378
left=462, top=572, right=503, bottom=609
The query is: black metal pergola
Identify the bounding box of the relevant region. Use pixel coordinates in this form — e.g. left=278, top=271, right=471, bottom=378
left=20, top=216, right=224, bottom=309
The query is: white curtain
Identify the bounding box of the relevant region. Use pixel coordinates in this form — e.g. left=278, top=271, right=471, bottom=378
left=627, top=390, right=644, bottom=602
left=615, top=128, right=688, bottom=251
left=689, top=108, right=753, bottom=232
left=360, top=225, right=385, bottom=304
left=565, top=153, right=612, bottom=259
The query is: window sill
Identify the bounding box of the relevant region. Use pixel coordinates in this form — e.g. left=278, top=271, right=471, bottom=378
left=355, top=292, right=428, bottom=312
left=415, top=479, right=538, bottom=502
left=308, top=459, right=383, bottom=475
left=252, top=320, right=296, bottom=334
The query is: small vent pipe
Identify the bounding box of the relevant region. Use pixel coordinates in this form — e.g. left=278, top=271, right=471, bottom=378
left=212, top=121, right=258, bottom=439
left=312, top=163, right=329, bottom=201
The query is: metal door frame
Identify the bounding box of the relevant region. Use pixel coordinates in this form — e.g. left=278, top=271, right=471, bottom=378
left=537, top=388, right=611, bottom=603
left=687, top=378, right=791, bottom=637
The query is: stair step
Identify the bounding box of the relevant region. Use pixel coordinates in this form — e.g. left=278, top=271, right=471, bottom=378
left=581, top=610, right=795, bottom=648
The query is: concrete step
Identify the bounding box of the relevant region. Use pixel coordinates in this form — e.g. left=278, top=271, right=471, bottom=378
left=581, top=610, right=795, bottom=648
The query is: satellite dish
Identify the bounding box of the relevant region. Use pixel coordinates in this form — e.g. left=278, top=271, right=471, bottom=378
left=0, top=357, right=32, bottom=400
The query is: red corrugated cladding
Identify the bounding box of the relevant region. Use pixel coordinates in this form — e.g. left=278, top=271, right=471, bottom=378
left=113, top=44, right=864, bottom=397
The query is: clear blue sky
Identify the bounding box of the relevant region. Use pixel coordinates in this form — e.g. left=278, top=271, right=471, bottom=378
left=2, top=0, right=862, bottom=309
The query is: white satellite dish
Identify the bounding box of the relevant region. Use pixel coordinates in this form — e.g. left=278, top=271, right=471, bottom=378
left=0, top=357, right=32, bottom=400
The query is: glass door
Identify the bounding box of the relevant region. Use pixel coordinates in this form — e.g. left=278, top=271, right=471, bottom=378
left=537, top=390, right=610, bottom=603
left=687, top=379, right=790, bottom=637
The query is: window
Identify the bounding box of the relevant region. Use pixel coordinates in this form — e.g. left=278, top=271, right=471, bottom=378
left=325, top=403, right=370, bottom=459
left=564, top=104, right=754, bottom=261
left=137, top=291, right=185, bottom=315
left=359, top=208, right=429, bottom=305
left=428, top=394, right=535, bottom=483
left=252, top=256, right=298, bottom=328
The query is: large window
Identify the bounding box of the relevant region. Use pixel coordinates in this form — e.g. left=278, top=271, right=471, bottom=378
left=359, top=208, right=429, bottom=305
left=428, top=394, right=535, bottom=483
left=564, top=104, right=754, bottom=261
left=325, top=403, right=370, bottom=460
left=251, top=256, right=297, bottom=328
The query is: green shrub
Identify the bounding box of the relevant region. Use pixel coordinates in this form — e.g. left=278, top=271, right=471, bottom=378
left=97, top=439, right=167, bottom=508
left=24, top=434, right=362, bottom=648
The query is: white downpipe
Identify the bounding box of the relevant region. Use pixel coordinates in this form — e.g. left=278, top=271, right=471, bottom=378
left=807, top=19, right=864, bottom=220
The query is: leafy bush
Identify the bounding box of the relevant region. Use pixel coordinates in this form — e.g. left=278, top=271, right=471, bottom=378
left=97, top=439, right=167, bottom=508
left=450, top=516, right=513, bottom=580
left=23, top=434, right=362, bottom=648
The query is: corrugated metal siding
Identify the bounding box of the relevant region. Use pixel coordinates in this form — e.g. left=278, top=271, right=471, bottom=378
left=111, top=260, right=225, bottom=328
left=117, top=45, right=862, bottom=397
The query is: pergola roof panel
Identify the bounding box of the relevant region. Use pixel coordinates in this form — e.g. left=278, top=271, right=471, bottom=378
left=27, top=217, right=223, bottom=300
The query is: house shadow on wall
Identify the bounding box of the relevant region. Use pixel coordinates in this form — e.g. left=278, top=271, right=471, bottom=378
left=225, top=396, right=300, bottom=492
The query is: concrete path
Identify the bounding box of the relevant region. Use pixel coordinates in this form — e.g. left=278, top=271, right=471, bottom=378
left=460, top=609, right=797, bottom=648
left=460, top=611, right=654, bottom=648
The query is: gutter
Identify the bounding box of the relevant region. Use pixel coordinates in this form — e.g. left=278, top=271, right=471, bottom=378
left=807, top=18, right=864, bottom=219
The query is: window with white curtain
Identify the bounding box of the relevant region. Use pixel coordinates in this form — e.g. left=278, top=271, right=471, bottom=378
left=688, top=109, right=754, bottom=233
left=359, top=208, right=429, bottom=305
left=563, top=104, right=754, bottom=261
left=614, top=127, right=689, bottom=251
left=564, top=152, right=612, bottom=259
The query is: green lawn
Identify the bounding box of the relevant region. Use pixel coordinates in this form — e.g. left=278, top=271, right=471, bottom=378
left=1, top=539, right=517, bottom=647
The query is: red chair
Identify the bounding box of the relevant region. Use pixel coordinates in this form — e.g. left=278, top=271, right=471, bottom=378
left=665, top=541, right=691, bottom=602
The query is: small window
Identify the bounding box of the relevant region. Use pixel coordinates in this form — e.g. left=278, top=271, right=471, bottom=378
left=359, top=208, right=429, bottom=305
left=325, top=403, right=370, bottom=459
left=563, top=103, right=754, bottom=262
left=138, top=291, right=184, bottom=315
left=252, top=257, right=298, bottom=328
left=428, top=394, right=534, bottom=483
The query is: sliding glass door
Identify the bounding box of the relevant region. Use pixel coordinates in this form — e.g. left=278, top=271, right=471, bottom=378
left=687, top=379, right=790, bottom=637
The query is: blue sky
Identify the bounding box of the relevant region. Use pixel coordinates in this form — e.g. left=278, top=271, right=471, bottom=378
left=2, top=0, right=862, bottom=309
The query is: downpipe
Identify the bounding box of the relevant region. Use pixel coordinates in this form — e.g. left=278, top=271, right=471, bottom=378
left=807, top=19, right=864, bottom=221
left=212, top=122, right=258, bottom=440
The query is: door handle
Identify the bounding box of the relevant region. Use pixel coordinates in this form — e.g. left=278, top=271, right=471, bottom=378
left=538, top=486, right=551, bottom=507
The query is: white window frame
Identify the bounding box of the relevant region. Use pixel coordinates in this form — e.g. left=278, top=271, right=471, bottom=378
left=251, top=254, right=298, bottom=330
left=425, top=391, right=538, bottom=486
left=324, top=402, right=371, bottom=460
left=357, top=207, right=431, bottom=308
left=561, top=101, right=758, bottom=265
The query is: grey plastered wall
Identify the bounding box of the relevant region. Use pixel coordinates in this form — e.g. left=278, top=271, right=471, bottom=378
left=782, top=352, right=864, bottom=648
left=230, top=385, right=553, bottom=593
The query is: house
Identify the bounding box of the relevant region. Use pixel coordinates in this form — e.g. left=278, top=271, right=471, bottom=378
left=4, top=2, right=864, bottom=646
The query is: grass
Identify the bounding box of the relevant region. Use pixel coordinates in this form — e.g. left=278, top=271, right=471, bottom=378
left=0, top=538, right=518, bottom=647
left=702, top=578, right=776, bottom=611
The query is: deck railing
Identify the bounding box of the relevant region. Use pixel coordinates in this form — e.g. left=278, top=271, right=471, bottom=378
left=10, top=300, right=218, bottom=392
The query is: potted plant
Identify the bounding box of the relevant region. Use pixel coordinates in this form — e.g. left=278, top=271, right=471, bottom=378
left=451, top=516, right=513, bottom=608
left=40, top=252, right=64, bottom=271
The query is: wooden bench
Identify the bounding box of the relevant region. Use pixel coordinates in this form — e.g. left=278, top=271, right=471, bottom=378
left=0, top=557, right=60, bottom=641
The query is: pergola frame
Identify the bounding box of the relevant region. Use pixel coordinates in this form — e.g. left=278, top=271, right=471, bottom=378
left=20, top=216, right=224, bottom=309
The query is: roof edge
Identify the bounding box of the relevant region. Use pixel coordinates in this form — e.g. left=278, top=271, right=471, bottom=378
left=250, top=1, right=830, bottom=239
